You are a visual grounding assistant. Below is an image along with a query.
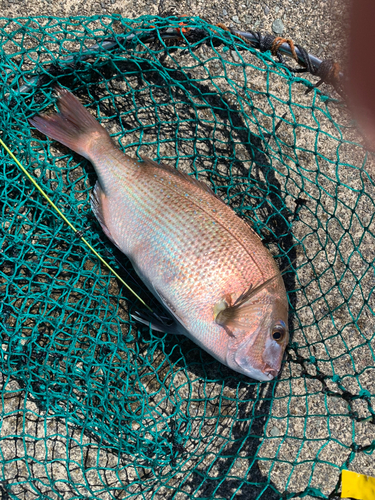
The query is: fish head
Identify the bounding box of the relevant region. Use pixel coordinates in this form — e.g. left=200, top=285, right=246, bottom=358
left=231, top=297, right=289, bottom=381
left=216, top=289, right=289, bottom=381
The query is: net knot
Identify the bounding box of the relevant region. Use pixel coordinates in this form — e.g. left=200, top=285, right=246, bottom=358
left=304, top=55, right=343, bottom=96
left=257, top=33, right=276, bottom=53
left=271, top=37, right=298, bottom=60
left=313, top=58, right=341, bottom=86
left=176, top=22, right=191, bottom=39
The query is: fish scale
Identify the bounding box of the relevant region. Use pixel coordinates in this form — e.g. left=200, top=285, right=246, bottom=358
left=30, top=87, right=289, bottom=381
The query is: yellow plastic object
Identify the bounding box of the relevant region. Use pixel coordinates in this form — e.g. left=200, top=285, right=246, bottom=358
left=341, top=469, right=375, bottom=500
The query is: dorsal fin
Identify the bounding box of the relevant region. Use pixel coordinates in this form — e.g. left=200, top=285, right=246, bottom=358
left=140, top=156, right=226, bottom=204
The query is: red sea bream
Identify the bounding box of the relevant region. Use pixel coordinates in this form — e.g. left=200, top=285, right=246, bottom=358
left=30, top=88, right=289, bottom=381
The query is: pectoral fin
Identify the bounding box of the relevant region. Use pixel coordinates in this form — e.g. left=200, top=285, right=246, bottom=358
left=215, top=301, right=263, bottom=330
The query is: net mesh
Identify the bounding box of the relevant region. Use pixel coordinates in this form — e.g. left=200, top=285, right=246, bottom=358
left=0, top=14, right=374, bottom=500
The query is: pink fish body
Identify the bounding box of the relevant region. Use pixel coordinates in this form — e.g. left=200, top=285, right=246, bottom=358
left=30, top=88, right=289, bottom=381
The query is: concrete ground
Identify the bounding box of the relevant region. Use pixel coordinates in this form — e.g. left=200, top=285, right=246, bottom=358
left=0, top=1, right=374, bottom=500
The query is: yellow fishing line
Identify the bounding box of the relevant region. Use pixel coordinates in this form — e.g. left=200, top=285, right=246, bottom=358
left=0, top=137, right=153, bottom=312
left=341, top=469, right=375, bottom=500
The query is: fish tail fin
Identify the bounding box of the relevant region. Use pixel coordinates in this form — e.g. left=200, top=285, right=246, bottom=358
left=29, top=87, right=111, bottom=160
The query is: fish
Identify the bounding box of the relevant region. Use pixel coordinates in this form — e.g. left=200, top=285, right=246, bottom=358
left=29, top=87, right=289, bottom=382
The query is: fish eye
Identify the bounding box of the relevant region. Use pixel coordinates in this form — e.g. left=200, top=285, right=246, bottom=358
left=271, top=323, right=286, bottom=342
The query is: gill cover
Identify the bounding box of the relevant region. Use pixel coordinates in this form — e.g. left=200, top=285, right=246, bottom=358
left=214, top=273, right=289, bottom=381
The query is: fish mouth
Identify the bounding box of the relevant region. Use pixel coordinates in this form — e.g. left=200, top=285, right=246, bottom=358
left=263, top=365, right=279, bottom=379
left=233, top=357, right=278, bottom=381
left=243, top=366, right=277, bottom=382
left=233, top=348, right=280, bottom=381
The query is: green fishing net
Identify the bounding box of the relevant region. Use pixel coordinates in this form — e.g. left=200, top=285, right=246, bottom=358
left=0, top=14, right=374, bottom=500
